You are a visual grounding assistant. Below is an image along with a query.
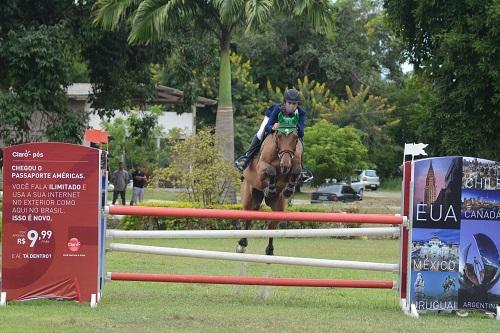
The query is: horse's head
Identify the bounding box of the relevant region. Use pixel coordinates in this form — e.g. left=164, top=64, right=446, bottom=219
left=273, top=126, right=299, bottom=175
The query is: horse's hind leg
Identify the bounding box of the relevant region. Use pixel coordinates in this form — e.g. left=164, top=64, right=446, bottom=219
left=235, top=219, right=247, bottom=251
left=265, top=197, right=285, bottom=255
left=237, top=220, right=251, bottom=253
left=265, top=222, right=280, bottom=255
left=237, top=186, right=264, bottom=253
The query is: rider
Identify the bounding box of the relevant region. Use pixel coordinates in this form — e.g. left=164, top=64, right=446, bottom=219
left=234, top=88, right=306, bottom=171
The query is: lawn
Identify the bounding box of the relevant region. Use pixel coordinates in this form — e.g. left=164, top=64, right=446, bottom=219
left=1, top=186, right=498, bottom=331
left=1, top=238, right=498, bottom=332
left=105, top=188, right=181, bottom=204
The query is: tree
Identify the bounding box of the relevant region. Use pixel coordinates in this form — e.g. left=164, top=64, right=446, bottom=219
left=303, top=120, right=368, bottom=184
left=102, top=107, right=166, bottom=173
left=331, top=84, right=400, bottom=177
left=263, top=75, right=339, bottom=126
left=155, top=29, right=220, bottom=114
left=0, top=24, right=85, bottom=144
left=92, top=0, right=336, bottom=165
left=385, top=0, right=500, bottom=161
left=385, top=73, right=436, bottom=148
left=234, top=0, right=405, bottom=99
left=153, top=129, right=241, bottom=206
left=295, top=76, right=338, bottom=124
left=163, top=49, right=272, bottom=157
left=0, top=0, right=168, bottom=144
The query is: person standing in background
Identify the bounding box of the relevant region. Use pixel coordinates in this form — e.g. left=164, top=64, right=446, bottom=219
left=130, top=165, right=147, bottom=205
left=111, top=162, right=130, bottom=205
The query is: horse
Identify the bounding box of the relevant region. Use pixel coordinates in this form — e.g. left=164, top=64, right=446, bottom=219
left=237, top=120, right=303, bottom=255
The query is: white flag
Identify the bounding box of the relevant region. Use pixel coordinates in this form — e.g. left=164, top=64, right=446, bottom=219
left=404, top=143, right=428, bottom=156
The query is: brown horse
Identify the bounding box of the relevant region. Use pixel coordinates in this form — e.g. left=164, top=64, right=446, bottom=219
left=237, top=127, right=303, bottom=255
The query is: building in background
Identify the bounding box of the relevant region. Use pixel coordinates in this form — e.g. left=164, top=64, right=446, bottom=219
left=68, top=83, right=217, bottom=140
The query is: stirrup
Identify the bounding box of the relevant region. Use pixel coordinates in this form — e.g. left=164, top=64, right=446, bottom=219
left=234, top=156, right=247, bottom=171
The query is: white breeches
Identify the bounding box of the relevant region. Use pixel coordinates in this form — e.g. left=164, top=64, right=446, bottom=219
left=256, top=116, right=269, bottom=141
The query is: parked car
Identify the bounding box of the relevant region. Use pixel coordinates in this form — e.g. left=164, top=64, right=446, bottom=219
left=347, top=177, right=365, bottom=197
left=310, top=184, right=362, bottom=203
left=319, top=177, right=364, bottom=198
left=355, top=169, right=380, bottom=190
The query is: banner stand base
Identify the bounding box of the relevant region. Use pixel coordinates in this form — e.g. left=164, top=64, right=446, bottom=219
left=90, top=294, right=97, bottom=308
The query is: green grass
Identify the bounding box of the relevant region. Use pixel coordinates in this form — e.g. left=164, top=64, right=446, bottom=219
left=290, top=191, right=311, bottom=200
left=142, top=188, right=182, bottom=201
left=1, top=238, right=498, bottom=332
left=106, top=188, right=181, bottom=204
left=380, top=177, right=403, bottom=191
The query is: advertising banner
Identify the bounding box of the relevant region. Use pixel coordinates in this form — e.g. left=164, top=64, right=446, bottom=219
left=1, top=143, right=101, bottom=303
left=409, top=156, right=500, bottom=314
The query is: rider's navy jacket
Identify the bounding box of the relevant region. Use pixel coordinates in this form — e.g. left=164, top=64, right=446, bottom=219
left=263, top=103, right=306, bottom=138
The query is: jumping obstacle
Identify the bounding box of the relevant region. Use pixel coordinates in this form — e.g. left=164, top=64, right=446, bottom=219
left=107, top=227, right=400, bottom=239
left=106, top=206, right=404, bottom=225
left=107, top=272, right=396, bottom=289
left=105, top=205, right=405, bottom=291
left=109, top=243, right=399, bottom=272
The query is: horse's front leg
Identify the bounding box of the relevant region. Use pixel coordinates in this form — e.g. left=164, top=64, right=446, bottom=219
left=283, top=165, right=302, bottom=198
left=258, top=162, right=277, bottom=198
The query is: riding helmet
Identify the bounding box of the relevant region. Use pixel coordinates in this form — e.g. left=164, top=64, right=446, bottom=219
left=284, top=88, right=301, bottom=103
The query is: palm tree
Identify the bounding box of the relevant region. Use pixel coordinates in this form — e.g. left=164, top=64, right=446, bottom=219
left=93, top=0, right=335, bottom=164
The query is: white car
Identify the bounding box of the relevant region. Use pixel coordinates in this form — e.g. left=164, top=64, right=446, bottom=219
left=347, top=178, right=365, bottom=198
left=355, top=169, right=380, bottom=190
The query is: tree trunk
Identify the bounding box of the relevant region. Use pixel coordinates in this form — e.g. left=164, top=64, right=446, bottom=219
left=215, top=28, right=236, bottom=203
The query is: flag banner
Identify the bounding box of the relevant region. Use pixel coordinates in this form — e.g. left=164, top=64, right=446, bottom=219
left=1, top=143, right=102, bottom=303
left=409, top=156, right=500, bottom=314
left=404, top=143, right=428, bottom=157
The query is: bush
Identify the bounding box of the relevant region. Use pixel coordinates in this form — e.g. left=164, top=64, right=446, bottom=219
left=153, top=129, right=241, bottom=205
left=117, top=201, right=360, bottom=230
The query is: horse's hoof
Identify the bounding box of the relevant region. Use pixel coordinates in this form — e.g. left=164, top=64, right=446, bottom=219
left=264, top=186, right=277, bottom=198
left=236, top=244, right=246, bottom=253
left=267, top=190, right=277, bottom=199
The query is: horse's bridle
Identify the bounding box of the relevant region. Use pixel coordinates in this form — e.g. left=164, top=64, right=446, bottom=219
left=278, top=149, right=295, bottom=160
left=273, top=131, right=297, bottom=160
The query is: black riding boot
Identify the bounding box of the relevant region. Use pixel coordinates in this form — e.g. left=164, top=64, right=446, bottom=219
left=234, top=136, right=262, bottom=171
